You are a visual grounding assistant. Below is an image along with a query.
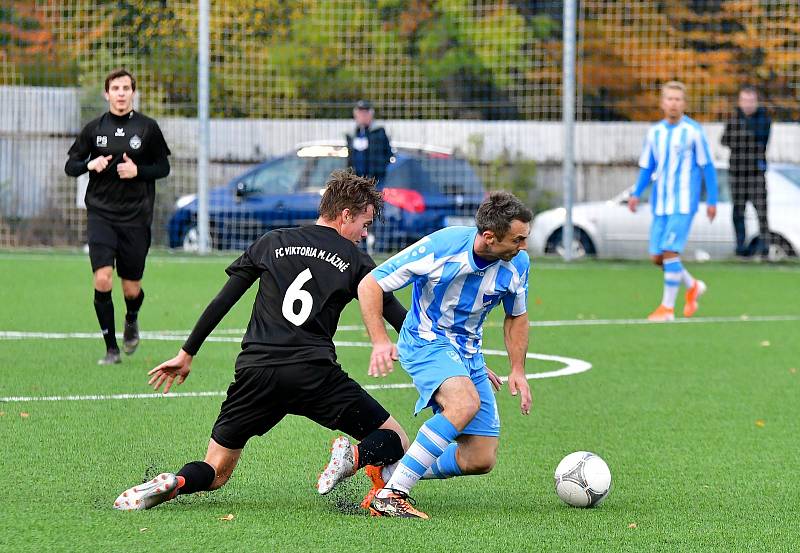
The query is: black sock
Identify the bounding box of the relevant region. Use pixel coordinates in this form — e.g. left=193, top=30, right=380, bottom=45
left=93, top=289, right=118, bottom=351
left=176, top=461, right=216, bottom=495
left=355, top=429, right=404, bottom=469
left=125, top=289, right=144, bottom=323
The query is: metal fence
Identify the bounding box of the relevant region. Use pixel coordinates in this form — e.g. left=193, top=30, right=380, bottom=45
left=1, top=1, right=798, bottom=260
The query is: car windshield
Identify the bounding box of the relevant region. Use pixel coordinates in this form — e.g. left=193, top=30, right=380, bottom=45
left=300, top=156, right=347, bottom=191
left=249, top=156, right=307, bottom=194
left=384, top=157, right=482, bottom=194
left=774, top=166, right=800, bottom=189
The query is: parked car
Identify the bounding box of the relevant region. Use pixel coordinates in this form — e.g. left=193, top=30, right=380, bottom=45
left=530, top=164, right=800, bottom=261
left=168, top=141, right=485, bottom=252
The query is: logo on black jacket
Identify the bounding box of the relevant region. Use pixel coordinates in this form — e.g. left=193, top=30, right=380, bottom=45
left=129, top=135, right=142, bottom=149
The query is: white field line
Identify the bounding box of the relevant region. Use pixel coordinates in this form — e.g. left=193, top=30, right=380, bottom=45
left=0, top=346, right=589, bottom=403
left=1, top=314, right=798, bottom=344
left=2, top=313, right=798, bottom=403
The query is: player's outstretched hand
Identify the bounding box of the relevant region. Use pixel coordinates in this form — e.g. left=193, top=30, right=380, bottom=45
left=148, top=349, right=193, bottom=394
left=368, top=341, right=397, bottom=378
left=628, top=196, right=639, bottom=213
left=486, top=367, right=503, bottom=392
left=508, top=371, right=532, bottom=415
left=117, top=152, right=138, bottom=179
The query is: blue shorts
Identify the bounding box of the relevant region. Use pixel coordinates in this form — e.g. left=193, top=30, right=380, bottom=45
left=398, top=336, right=500, bottom=437
left=649, top=214, right=694, bottom=255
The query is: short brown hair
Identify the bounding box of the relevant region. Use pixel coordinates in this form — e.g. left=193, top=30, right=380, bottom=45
left=318, top=169, right=383, bottom=221
left=475, top=191, right=532, bottom=239
left=105, top=68, right=136, bottom=92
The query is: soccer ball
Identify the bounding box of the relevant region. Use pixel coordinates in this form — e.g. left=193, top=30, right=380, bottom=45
left=554, top=451, right=612, bottom=507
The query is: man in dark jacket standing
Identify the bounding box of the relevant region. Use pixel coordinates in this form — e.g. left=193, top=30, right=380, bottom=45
left=721, top=86, right=771, bottom=258
left=346, top=100, right=392, bottom=182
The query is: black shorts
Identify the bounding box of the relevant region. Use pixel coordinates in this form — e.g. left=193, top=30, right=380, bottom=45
left=87, top=215, right=151, bottom=280
left=211, top=360, right=391, bottom=450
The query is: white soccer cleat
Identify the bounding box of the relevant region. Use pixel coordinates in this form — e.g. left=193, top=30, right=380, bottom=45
left=317, top=436, right=356, bottom=495
left=113, top=473, right=179, bottom=511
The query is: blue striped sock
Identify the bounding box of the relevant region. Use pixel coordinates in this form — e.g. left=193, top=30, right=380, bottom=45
left=661, top=257, right=683, bottom=308
left=384, top=414, right=459, bottom=493
left=422, top=443, right=462, bottom=479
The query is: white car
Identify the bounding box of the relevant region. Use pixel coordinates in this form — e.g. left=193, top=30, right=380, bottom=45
left=530, top=164, right=800, bottom=261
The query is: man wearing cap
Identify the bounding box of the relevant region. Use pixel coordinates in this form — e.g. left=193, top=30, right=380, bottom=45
left=346, top=100, right=392, bottom=182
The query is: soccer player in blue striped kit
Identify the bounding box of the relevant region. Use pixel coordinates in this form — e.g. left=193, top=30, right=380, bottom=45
left=357, top=192, right=533, bottom=518
left=629, top=81, right=719, bottom=321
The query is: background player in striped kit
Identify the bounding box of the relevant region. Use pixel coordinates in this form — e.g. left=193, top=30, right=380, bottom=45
left=629, top=81, right=719, bottom=321
left=357, top=192, right=533, bottom=518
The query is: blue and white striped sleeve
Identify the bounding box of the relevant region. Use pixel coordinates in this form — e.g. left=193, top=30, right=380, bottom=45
left=502, top=254, right=530, bottom=316
left=370, top=238, right=435, bottom=293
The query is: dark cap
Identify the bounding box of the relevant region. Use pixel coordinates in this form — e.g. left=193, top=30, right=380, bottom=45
left=354, top=99, right=373, bottom=110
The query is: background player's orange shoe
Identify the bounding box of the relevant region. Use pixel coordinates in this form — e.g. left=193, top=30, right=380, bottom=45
left=683, top=280, right=706, bottom=318
left=647, top=305, right=675, bottom=321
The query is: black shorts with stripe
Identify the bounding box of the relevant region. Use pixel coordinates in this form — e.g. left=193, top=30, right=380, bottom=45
left=211, top=359, right=390, bottom=450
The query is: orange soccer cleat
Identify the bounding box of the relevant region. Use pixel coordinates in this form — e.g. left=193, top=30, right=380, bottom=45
left=369, top=489, right=429, bottom=519
left=647, top=305, right=675, bottom=322
left=683, top=280, right=707, bottom=318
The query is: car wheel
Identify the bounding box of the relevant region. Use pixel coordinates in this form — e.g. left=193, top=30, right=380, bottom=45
left=767, top=233, right=795, bottom=261
left=182, top=225, right=213, bottom=252
left=545, top=228, right=596, bottom=259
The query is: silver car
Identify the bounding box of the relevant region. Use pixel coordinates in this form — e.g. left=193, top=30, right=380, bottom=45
left=530, top=164, right=800, bottom=261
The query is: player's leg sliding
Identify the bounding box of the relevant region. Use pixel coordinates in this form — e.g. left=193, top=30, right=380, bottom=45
left=317, top=429, right=404, bottom=495
left=94, top=289, right=121, bottom=364
left=123, top=289, right=143, bottom=355
left=370, top=414, right=459, bottom=519
left=113, top=460, right=215, bottom=511
left=648, top=256, right=681, bottom=321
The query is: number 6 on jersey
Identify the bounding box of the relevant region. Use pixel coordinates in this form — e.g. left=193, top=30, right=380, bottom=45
left=282, top=268, right=314, bottom=326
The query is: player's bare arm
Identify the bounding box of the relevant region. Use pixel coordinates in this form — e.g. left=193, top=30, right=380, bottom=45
left=357, top=274, right=397, bottom=377
left=504, top=312, right=532, bottom=415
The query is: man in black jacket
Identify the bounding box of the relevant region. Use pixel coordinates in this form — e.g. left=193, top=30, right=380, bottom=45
left=346, top=100, right=392, bottom=182
left=721, top=86, right=771, bottom=258
left=65, top=69, right=171, bottom=364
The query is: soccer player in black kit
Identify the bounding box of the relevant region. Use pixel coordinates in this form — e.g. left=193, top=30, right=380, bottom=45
left=65, top=68, right=171, bottom=365
left=113, top=170, right=410, bottom=511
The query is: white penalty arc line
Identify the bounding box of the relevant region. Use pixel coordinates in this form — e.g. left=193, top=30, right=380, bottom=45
left=0, top=348, right=590, bottom=404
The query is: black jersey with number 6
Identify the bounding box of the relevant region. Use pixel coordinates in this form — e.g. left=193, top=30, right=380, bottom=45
left=226, top=225, right=386, bottom=369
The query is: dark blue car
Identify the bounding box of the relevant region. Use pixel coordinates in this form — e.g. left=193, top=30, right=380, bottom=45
left=168, top=141, right=485, bottom=253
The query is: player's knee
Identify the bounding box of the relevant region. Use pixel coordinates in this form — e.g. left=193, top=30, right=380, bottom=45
left=94, top=273, right=113, bottom=291
left=463, top=447, right=497, bottom=475
left=471, top=456, right=497, bottom=475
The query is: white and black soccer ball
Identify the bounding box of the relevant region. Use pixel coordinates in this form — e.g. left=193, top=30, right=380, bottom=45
left=554, top=451, right=612, bottom=507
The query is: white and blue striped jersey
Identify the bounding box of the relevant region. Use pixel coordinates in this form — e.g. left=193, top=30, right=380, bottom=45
left=370, top=226, right=529, bottom=358
left=636, top=115, right=716, bottom=215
